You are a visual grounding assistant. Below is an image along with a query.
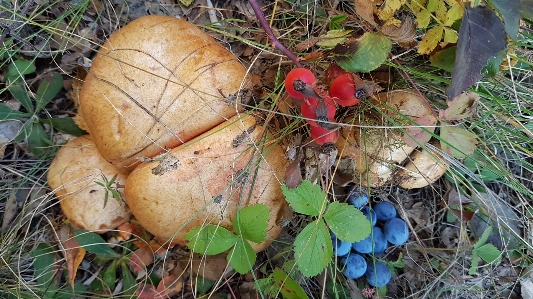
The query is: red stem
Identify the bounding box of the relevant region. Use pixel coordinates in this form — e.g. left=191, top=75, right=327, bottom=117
left=248, top=0, right=303, bottom=68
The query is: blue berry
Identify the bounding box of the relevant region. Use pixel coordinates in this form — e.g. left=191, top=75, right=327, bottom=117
left=383, top=218, right=409, bottom=245
left=352, top=227, right=387, bottom=254
left=365, top=261, right=391, bottom=287
left=347, top=187, right=368, bottom=208
left=342, top=254, right=367, bottom=279
left=374, top=201, right=397, bottom=222
left=361, top=206, right=377, bottom=227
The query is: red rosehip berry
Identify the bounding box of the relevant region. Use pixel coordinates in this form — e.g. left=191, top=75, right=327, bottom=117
left=284, top=68, right=322, bottom=100
left=325, top=64, right=349, bottom=85
left=329, top=73, right=366, bottom=107
left=301, top=96, right=336, bottom=128
left=310, top=125, right=339, bottom=145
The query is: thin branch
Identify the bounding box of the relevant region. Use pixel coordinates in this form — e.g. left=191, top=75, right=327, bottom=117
left=248, top=0, right=303, bottom=68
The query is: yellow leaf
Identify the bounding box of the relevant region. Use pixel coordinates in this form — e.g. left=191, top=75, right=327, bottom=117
left=427, top=0, right=438, bottom=12
left=436, top=0, right=447, bottom=23
left=410, top=0, right=428, bottom=13
left=443, top=27, right=458, bottom=43
left=316, top=29, right=352, bottom=48
left=444, top=2, right=464, bottom=26
left=382, top=18, right=403, bottom=27
left=417, top=10, right=432, bottom=28
left=418, top=25, right=444, bottom=54
left=377, top=0, right=407, bottom=21
left=178, top=0, right=194, bottom=6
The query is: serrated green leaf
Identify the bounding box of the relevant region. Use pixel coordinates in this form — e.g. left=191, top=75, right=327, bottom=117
left=324, top=201, right=371, bottom=243
left=32, top=243, right=56, bottom=289
left=233, top=204, right=269, bottom=243
left=0, top=103, right=29, bottom=120
left=440, top=125, right=478, bottom=159
left=102, top=260, right=117, bottom=290
left=27, top=122, right=55, bottom=159
left=185, top=225, right=238, bottom=255
left=73, top=229, right=120, bottom=258
left=42, top=117, right=87, bottom=136
left=7, top=59, right=35, bottom=82
left=474, top=226, right=492, bottom=249
left=294, top=219, right=332, bottom=277
left=35, top=73, right=63, bottom=112
left=336, top=32, right=392, bottom=73
left=8, top=84, right=34, bottom=113
left=227, top=238, right=256, bottom=274
left=430, top=46, right=456, bottom=72
left=272, top=268, right=310, bottom=299
left=476, top=243, right=501, bottom=263
left=282, top=180, right=327, bottom=216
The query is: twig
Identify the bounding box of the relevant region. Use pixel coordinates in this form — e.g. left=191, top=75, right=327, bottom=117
left=248, top=0, right=303, bottom=68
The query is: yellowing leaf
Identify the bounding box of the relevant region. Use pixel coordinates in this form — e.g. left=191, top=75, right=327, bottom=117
left=444, top=2, right=464, bottom=26
left=427, top=0, right=438, bottom=12
left=418, top=25, right=444, bottom=54
left=377, top=0, right=407, bottom=21
left=178, top=0, right=193, bottom=6
left=436, top=0, right=447, bottom=23
left=443, top=27, right=458, bottom=43
left=440, top=124, right=478, bottom=158
left=316, top=30, right=352, bottom=48
left=440, top=92, right=479, bottom=121
left=410, top=0, right=428, bottom=13
left=417, top=10, right=432, bottom=28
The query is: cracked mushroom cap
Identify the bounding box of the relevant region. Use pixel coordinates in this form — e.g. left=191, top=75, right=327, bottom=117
left=47, top=135, right=131, bottom=232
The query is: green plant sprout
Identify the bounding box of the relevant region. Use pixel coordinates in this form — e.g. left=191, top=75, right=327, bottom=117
left=95, top=173, right=123, bottom=209
left=184, top=204, right=270, bottom=274
left=282, top=180, right=372, bottom=277
left=469, top=226, right=502, bottom=275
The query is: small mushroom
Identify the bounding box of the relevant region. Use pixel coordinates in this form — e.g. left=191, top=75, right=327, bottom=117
left=124, top=114, right=289, bottom=252
left=47, top=136, right=131, bottom=232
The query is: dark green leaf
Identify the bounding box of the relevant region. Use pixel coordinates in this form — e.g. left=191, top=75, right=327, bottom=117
left=227, top=238, right=256, bottom=274
left=27, top=122, right=55, bottom=159
left=324, top=201, right=371, bottom=243
left=53, top=282, right=88, bottom=299
left=335, top=32, right=392, bottom=73
left=294, top=219, right=332, bottom=277
left=35, top=73, right=63, bottom=112
left=474, top=226, right=492, bottom=249
left=7, top=59, right=35, bottom=82
left=41, top=117, right=87, bottom=136
left=0, top=103, right=29, bottom=120
left=31, top=243, right=56, bottom=288
left=492, top=0, right=520, bottom=39
left=282, top=180, right=327, bottom=216
left=483, top=49, right=507, bottom=77
left=445, top=6, right=506, bottom=100
left=120, top=262, right=137, bottom=296
left=521, top=0, right=533, bottom=20
left=8, top=84, right=34, bottom=113
left=185, top=225, right=238, bottom=255
left=272, top=268, right=310, bottom=299
left=102, top=261, right=117, bottom=291
left=195, top=276, right=215, bottom=295
left=429, top=46, right=456, bottom=72
left=330, top=14, right=347, bottom=30
left=73, top=229, right=120, bottom=257
left=233, top=204, right=269, bottom=243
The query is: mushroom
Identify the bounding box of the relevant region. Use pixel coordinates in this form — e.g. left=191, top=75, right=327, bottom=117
left=47, top=135, right=131, bottom=232
left=124, top=114, right=288, bottom=252
left=79, top=15, right=251, bottom=171
left=396, top=141, right=448, bottom=189
left=337, top=89, right=444, bottom=188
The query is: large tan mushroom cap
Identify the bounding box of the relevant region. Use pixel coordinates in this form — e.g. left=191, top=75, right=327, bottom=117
left=47, top=136, right=131, bottom=232
left=80, top=15, right=250, bottom=170
left=397, top=141, right=448, bottom=189
left=124, top=114, right=288, bottom=252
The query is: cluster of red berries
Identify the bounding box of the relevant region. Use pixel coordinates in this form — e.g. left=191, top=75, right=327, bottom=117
left=284, top=65, right=366, bottom=146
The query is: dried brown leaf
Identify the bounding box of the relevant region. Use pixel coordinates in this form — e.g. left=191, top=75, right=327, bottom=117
left=379, top=16, right=416, bottom=44
left=58, top=225, right=86, bottom=285
left=354, top=0, right=378, bottom=26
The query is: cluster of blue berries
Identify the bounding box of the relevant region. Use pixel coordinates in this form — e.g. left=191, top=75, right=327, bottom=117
left=331, top=189, right=409, bottom=288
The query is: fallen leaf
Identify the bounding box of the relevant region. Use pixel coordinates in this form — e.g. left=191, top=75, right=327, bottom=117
left=130, top=247, right=154, bottom=274
left=284, top=149, right=303, bottom=189
left=446, top=188, right=472, bottom=206
left=379, top=16, right=416, bottom=44
left=58, top=225, right=86, bottom=285
left=445, top=6, right=506, bottom=100
left=316, top=30, right=352, bottom=48
left=335, top=33, right=392, bottom=73
left=449, top=207, right=475, bottom=222
left=440, top=92, right=479, bottom=121
left=418, top=25, right=444, bottom=54
left=136, top=284, right=161, bottom=299
left=439, top=124, right=478, bottom=158
left=117, top=222, right=133, bottom=241
left=429, top=46, right=456, bottom=72
left=156, top=275, right=183, bottom=297
left=354, top=0, right=378, bottom=26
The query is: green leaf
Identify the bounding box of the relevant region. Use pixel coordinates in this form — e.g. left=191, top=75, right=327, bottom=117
left=324, top=201, right=371, bottom=243
left=35, top=73, right=63, bottom=112
left=429, top=46, right=456, bottom=72
left=227, top=238, right=256, bottom=274
left=178, top=0, right=194, bottom=6
left=336, top=32, right=392, bottom=73
left=330, top=14, right=347, bottom=30
left=294, top=219, right=332, bottom=277
left=73, top=229, right=120, bottom=258
left=272, top=268, right=310, bottom=299
left=474, top=226, right=492, bottom=249
left=440, top=124, right=478, bottom=159
left=476, top=243, right=501, bottom=263
left=27, top=122, right=55, bottom=159
left=120, top=262, right=136, bottom=296
left=102, top=260, right=117, bottom=291
left=31, top=243, right=56, bottom=289
left=195, top=276, right=215, bottom=295
left=0, top=103, right=29, bottom=120
left=185, top=225, right=238, bottom=255
left=42, top=117, right=87, bottom=136
left=492, top=0, right=520, bottom=39
left=233, top=204, right=269, bottom=243
left=8, top=84, right=34, bottom=113
left=282, top=180, right=327, bottom=216
left=7, top=59, right=35, bottom=82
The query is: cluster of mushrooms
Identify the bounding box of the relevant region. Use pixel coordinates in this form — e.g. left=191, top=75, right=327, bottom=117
left=47, top=15, right=447, bottom=252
